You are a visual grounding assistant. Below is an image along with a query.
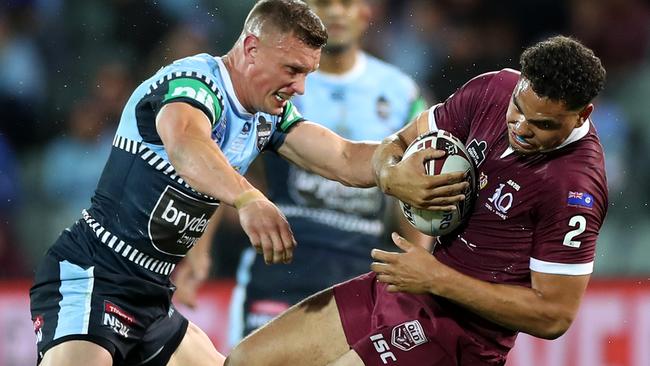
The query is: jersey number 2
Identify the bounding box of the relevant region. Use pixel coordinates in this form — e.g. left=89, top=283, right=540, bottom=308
left=563, top=215, right=586, bottom=248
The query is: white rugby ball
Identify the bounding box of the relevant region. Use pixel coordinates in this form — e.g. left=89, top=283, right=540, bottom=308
left=399, top=130, right=476, bottom=236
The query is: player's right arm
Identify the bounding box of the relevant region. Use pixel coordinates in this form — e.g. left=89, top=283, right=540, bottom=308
left=156, top=102, right=296, bottom=265
left=372, top=111, right=468, bottom=211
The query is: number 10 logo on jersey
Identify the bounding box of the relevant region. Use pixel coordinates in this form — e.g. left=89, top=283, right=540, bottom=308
left=148, top=186, right=219, bottom=256
left=487, top=183, right=515, bottom=219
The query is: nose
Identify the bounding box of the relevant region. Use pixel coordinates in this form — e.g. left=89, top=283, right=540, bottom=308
left=292, top=75, right=306, bottom=95
left=513, top=119, right=532, bottom=137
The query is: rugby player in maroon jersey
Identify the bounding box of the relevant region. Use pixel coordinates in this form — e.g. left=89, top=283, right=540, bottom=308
left=226, top=35, right=607, bottom=366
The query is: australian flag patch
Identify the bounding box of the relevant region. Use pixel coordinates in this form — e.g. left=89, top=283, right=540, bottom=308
left=567, top=191, right=594, bottom=208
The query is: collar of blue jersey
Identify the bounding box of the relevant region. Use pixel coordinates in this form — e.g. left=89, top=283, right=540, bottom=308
left=215, top=56, right=253, bottom=118
left=314, top=51, right=367, bottom=83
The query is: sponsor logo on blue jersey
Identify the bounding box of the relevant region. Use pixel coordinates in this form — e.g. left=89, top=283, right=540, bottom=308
left=567, top=191, right=593, bottom=208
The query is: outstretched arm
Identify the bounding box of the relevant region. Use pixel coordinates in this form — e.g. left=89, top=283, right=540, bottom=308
left=277, top=121, right=377, bottom=188
left=371, top=233, right=589, bottom=339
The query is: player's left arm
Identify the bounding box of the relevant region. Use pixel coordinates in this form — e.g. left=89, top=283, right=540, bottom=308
left=277, top=121, right=378, bottom=188
left=371, top=234, right=589, bottom=340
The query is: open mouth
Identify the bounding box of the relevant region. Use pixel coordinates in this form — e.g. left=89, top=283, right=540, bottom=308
left=510, top=131, right=534, bottom=150
left=274, top=92, right=291, bottom=103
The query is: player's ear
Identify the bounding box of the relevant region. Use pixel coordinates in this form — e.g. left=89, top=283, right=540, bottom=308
left=576, top=104, right=593, bottom=128
left=243, top=34, right=260, bottom=64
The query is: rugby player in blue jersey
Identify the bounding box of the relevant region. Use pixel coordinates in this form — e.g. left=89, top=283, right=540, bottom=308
left=29, top=1, right=469, bottom=365
left=173, top=0, right=430, bottom=341
left=224, top=0, right=428, bottom=343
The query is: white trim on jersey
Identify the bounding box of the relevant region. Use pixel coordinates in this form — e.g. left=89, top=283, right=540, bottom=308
left=554, top=118, right=591, bottom=149
left=427, top=103, right=443, bottom=132
left=500, top=146, right=515, bottom=158
left=215, top=57, right=252, bottom=118
left=530, top=257, right=594, bottom=275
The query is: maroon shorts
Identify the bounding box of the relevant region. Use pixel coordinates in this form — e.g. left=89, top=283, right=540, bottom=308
left=333, top=272, right=509, bottom=366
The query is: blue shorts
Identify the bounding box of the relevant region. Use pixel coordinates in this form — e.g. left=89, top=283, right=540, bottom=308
left=29, top=229, right=188, bottom=366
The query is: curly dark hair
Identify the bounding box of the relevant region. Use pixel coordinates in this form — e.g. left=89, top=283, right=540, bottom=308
left=520, top=35, right=606, bottom=110
left=245, top=0, right=328, bottom=49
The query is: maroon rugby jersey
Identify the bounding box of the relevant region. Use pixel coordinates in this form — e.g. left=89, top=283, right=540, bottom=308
left=427, top=69, right=608, bottom=349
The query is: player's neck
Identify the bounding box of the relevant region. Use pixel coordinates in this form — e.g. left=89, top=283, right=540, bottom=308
left=222, top=52, right=253, bottom=113
left=318, top=45, right=360, bottom=75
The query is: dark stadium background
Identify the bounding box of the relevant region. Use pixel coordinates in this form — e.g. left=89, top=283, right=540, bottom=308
left=0, top=0, right=648, bottom=365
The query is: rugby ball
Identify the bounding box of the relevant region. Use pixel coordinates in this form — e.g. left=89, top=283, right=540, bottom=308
left=399, top=130, right=476, bottom=236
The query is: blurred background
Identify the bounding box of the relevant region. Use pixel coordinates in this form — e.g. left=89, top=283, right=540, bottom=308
left=0, top=0, right=648, bottom=365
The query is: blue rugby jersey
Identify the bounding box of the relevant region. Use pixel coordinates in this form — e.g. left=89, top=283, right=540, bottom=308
left=59, top=54, right=304, bottom=279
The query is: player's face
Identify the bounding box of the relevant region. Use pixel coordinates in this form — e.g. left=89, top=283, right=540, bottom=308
left=308, top=0, right=369, bottom=51
left=247, top=32, right=321, bottom=115
left=505, top=78, right=591, bottom=154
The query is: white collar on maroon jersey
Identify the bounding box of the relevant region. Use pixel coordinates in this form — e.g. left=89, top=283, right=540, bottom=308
left=500, top=118, right=591, bottom=158
left=215, top=56, right=253, bottom=118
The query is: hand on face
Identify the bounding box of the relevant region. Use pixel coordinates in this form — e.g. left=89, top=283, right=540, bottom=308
left=380, top=148, right=469, bottom=211
left=238, top=199, right=297, bottom=265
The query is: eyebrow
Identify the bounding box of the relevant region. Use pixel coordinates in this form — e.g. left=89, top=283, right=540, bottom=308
left=286, top=63, right=311, bottom=74
left=512, top=94, right=560, bottom=128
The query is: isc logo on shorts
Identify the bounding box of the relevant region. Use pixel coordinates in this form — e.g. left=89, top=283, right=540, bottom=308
left=391, top=320, right=428, bottom=351
left=370, top=333, right=397, bottom=364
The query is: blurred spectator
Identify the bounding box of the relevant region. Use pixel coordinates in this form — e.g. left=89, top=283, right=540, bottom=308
left=377, top=1, right=446, bottom=93
left=0, top=134, right=19, bottom=215
left=0, top=133, right=27, bottom=277
left=40, top=98, right=112, bottom=239
left=428, top=21, right=518, bottom=101
left=91, top=60, right=134, bottom=124
left=569, top=0, right=650, bottom=81
left=610, top=63, right=650, bottom=230
left=146, top=23, right=211, bottom=74
left=589, top=98, right=630, bottom=194
left=0, top=2, right=48, bottom=149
